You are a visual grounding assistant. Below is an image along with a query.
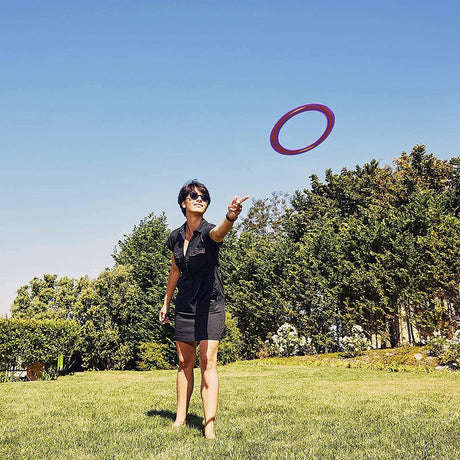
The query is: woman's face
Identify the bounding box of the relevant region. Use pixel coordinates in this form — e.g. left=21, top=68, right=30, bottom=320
left=182, top=187, right=209, bottom=216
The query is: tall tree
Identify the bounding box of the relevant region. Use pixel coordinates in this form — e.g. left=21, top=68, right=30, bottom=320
left=112, top=212, right=170, bottom=307
left=285, top=145, right=460, bottom=347
left=75, top=265, right=148, bottom=370
left=112, top=211, right=175, bottom=360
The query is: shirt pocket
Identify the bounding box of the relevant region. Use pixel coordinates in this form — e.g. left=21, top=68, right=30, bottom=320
left=173, top=246, right=185, bottom=270
left=188, top=246, right=208, bottom=271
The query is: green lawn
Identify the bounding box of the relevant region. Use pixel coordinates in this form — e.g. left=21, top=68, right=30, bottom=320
left=1, top=360, right=459, bottom=459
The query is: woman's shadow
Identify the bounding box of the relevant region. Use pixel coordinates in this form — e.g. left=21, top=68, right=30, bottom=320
left=146, top=409, right=204, bottom=432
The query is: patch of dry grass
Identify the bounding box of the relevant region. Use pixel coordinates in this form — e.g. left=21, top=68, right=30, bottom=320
left=263, top=345, right=446, bottom=372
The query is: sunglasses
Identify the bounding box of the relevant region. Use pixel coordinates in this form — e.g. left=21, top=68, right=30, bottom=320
left=188, top=191, right=210, bottom=202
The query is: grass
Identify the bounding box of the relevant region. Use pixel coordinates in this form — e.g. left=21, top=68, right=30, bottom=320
left=1, top=359, right=459, bottom=459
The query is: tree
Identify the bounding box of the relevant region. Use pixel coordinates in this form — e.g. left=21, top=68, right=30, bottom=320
left=12, top=275, right=91, bottom=321
left=220, top=193, right=298, bottom=359
left=238, top=192, right=291, bottom=241
left=112, top=212, right=175, bottom=361
left=285, top=146, right=460, bottom=347
left=74, top=265, right=152, bottom=370
left=112, top=212, right=171, bottom=306
left=10, top=146, right=460, bottom=366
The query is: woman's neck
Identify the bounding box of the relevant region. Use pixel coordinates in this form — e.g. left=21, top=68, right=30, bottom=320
left=186, top=214, right=203, bottom=233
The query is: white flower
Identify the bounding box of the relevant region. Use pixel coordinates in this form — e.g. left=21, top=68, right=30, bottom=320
left=267, top=323, right=313, bottom=357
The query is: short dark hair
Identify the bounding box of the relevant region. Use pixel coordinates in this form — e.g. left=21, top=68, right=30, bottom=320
left=177, top=179, right=211, bottom=216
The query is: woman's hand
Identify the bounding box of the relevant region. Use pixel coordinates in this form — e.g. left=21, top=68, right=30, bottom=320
left=227, top=195, right=250, bottom=221
left=210, top=195, right=250, bottom=242
left=159, top=305, right=170, bottom=324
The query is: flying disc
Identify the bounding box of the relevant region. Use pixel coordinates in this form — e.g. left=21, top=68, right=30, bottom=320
left=270, top=103, right=335, bottom=155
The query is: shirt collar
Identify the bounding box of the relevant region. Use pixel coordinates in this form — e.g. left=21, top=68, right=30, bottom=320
left=179, top=219, right=208, bottom=238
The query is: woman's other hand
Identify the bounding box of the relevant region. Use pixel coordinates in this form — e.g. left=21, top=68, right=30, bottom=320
left=159, top=305, right=170, bottom=324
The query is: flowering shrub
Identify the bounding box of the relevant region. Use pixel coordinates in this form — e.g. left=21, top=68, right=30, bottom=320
left=426, top=330, right=460, bottom=368
left=265, top=323, right=313, bottom=357
left=339, top=325, right=371, bottom=358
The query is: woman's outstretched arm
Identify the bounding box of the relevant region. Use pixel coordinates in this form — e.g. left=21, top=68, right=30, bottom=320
left=210, top=195, right=249, bottom=243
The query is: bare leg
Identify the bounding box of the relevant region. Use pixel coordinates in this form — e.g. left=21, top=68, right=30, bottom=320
left=199, top=340, right=219, bottom=439
left=174, top=341, right=196, bottom=427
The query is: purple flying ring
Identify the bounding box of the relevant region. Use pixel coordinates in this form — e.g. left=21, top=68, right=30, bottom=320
left=270, top=103, right=335, bottom=155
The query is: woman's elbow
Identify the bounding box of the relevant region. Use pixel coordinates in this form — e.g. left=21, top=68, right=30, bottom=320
left=210, top=228, right=226, bottom=243
left=211, top=233, right=225, bottom=243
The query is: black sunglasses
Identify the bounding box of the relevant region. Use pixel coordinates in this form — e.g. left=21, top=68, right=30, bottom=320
left=189, top=191, right=210, bottom=202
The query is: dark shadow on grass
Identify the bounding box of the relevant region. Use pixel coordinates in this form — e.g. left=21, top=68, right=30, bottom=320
left=146, top=409, right=204, bottom=431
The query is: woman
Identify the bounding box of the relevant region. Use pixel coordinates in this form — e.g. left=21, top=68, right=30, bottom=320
left=159, top=179, right=248, bottom=439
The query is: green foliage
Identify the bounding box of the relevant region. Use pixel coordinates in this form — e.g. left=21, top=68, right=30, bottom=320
left=238, top=191, right=290, bottom=240
left=12, top=274, right=91, bottom=320
left=218, top=148, right=460, bottom=357
left=220, top=231, right=292, bottom=359
left=0, top=318, right=80, bottom=377
left=285, top=145, right=460, bottom=349
left=112, top=212, right=170, bottom=307
left=137, top=342, right=171, bottom=370
left=218, top=312, right=243, bottom=364
left=426, top=331, right=460, bottom=368
left=11, top=266, right=158, bottom=371
left=111, top=211, right=175, bottom=364
left=262, top=323, right=313, bottom=358
left=75, top=265, right=150, bottom=370
left=338, top=325, right=372, bottom=358
left=9, top=146, right=460, bottom=369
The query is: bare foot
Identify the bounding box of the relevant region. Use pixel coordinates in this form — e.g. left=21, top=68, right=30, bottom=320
left=172, top=420, right=186, bottom=428
left=204, top=421, right=215, bottom=439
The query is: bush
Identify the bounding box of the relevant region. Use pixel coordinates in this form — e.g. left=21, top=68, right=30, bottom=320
left=218, top=312, right=243, bottom=365
left=137, top=342, right=171, bottom=370
left=263, top=323, right=313, bottom=358
left=339, top=325, right=371, bottom=358
left=0, top=318, right=80, bottom=380
left=426, top=330, right=460, bottom=368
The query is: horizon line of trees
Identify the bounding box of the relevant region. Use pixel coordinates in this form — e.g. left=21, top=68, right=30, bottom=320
left=3, top=145, right=460, bottom=372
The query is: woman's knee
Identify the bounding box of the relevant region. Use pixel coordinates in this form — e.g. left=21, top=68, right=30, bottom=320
left=178, top=351, right=197, bottom=370
left=199, top=352, right=217, bottom=371
left=178, top=355, right=195, bottom=371
left=176, top=342, right=196, bottom=370
left=199, top=340, right=219, bottom=370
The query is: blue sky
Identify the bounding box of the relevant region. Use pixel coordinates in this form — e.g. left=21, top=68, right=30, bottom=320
left=1, top=0, right=459, bottom=316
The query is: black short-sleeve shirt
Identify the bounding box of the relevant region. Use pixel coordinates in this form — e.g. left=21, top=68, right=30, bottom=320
left=167, top=219, right=225, bottom=341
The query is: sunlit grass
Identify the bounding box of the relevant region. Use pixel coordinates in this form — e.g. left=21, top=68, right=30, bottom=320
left=1, top=361, right=459, bottom=459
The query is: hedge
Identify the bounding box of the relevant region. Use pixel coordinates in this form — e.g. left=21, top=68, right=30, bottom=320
left=0, top=318, right=80, bottom=377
